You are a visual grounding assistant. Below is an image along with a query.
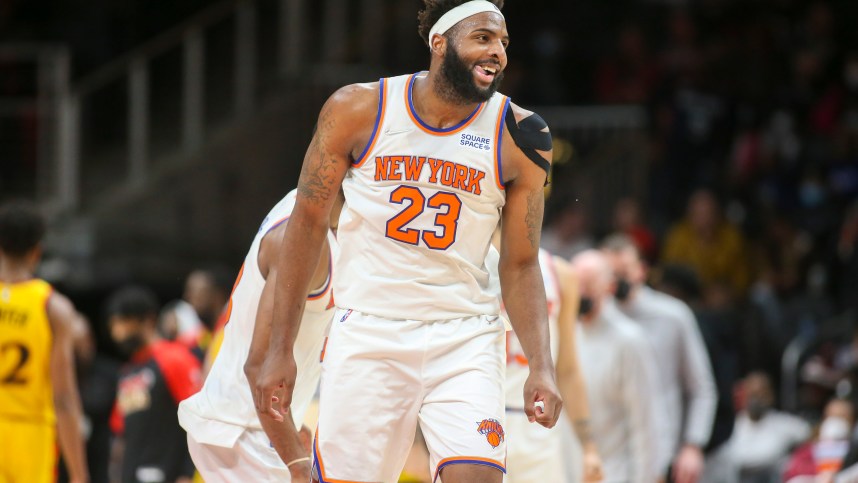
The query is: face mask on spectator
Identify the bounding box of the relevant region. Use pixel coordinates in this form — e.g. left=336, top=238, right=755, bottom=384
left=116, top=333, right=146, bottom=358
left=819, top=416, right=851, bottom=441
left=746, top=398, right=770, bottom=421
left=578, top=297, right=594, bottom=318
left=615, top=278, right=632, bottom=301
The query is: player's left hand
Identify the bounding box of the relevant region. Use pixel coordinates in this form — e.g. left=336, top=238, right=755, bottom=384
left=672, top=444, right=704, bottom=483
left=523, top=367, right=562, bottom=428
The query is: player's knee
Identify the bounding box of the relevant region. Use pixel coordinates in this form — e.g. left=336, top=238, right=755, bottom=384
left=439, top=463, right=504, bottom=483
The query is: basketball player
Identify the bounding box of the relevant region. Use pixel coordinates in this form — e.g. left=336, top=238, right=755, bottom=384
left=255, top=1, right=562, bottom=482
left=0, top=201, right=89, bottom=483
left=601, top=234, right=717, bottom=483
left=489, top=243, right=604, bottom=482
left=178, top=189, right=342, bottom=483
left=569, top=250, right=662, bottom=483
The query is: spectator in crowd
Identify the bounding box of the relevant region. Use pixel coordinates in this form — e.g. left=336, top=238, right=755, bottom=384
left=612, top=197, right=658, bottom=262
left=594, top=23, right=661, bottom=104
left=541, top=204, right=594, bottom=260
left=160, top=267, right=231, bottom=356
left=662, top=189, right=751, bottom=296
left=602, top=234, right=718, bottom=483
left=567, top=249, right=662, bottom=483
left=834, top=201, right=858, bottom=315
left=783, top=397, right=855, bottom=482
left=725, top=372, right=812, bottom=483
left=107, top=286, right=200, bottom=483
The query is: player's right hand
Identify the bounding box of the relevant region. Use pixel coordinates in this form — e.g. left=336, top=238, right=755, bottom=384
left=523, top=366, right=563, bottom=428
left=254, top=349, right=297, bottom=422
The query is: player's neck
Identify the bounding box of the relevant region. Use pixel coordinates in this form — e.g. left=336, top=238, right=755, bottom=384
left=0, top=258, right=35, bottom=283
left=414, top=71, right=482, bottom=128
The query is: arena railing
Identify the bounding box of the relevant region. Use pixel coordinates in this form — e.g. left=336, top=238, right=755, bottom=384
left=0, top=44, right=70, bottom=208
left=52, top=0, right=409, bottom=215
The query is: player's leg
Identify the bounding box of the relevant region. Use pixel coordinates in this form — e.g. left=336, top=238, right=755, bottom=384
left=419, top=315, right=506, bottom=483
left=0, top=419, right=55, bottom=483
left=312, top=309, right=424, bottom=483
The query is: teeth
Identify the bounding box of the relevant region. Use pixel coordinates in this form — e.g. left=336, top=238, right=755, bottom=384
left=482, top=66, right=496, bottom=74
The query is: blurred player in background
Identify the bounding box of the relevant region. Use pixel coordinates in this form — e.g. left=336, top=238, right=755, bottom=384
left=0, top=201, right=89, bottom=483
left=569, top=250, right=662, bottom=483
left=487, top=240, right=604, bottom=482
left=178, top=189, right=342, bottom=483
left=601, top=234, right=717, bottom=483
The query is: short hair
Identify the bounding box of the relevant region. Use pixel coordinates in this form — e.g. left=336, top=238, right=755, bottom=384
left=186, top=265, right=233, bottom=298
left=0, top=201, right=45, bottom=258
left=600, top=233, right=639, bottom=255
left=417, top=0, right=505, bottom=46
left=106, top=285, right=160, bottom=321
left=657, top=264, right=702, bottom=300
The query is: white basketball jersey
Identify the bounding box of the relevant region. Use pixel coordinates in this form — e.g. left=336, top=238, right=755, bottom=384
left=503, top=249, right=561, bottom=409
left=334, top=72, right=509, bottom=320
left=179, top=190, right=337, bottom=445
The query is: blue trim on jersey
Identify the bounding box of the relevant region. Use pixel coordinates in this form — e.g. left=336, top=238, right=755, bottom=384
left=407, top=73, right=483, bottom=133
left=433, top=459, right=506, bottom=482
left=496, top=97, right=511, bottom=187
left=353, top=77, right=386, bottom=165
left=307, top=248, right=333, bottom=299
left=263, top=216, right=290, bottom=237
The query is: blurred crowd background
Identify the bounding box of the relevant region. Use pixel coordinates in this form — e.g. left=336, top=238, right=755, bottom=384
left=4, top=0, right=858, bottom=481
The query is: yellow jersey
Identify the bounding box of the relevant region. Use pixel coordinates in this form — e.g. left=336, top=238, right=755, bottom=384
left=0, top=279, right=54, bottom=424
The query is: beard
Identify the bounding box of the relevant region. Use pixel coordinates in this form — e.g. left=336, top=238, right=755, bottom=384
left=435, top=41, right=504, bottom=104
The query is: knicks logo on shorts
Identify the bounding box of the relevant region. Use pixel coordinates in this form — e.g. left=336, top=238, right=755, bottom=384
left=477, top=418, right=505, bottom=449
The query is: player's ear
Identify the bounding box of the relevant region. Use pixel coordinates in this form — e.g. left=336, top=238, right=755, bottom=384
left=430, top=33, right=446, bottom=57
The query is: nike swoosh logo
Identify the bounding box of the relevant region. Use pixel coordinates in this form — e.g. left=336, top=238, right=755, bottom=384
left=385, top=128, right=412, bottom=135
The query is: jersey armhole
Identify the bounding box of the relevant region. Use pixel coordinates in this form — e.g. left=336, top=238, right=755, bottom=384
left=493, top=96, right=511, bottom=190
left=353, top=78, right=388, bottom=168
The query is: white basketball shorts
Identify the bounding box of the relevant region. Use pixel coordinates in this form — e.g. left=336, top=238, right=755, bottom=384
left=187, top=429, right=291, bottom=482
left=313, top=308, right=507, bottom=483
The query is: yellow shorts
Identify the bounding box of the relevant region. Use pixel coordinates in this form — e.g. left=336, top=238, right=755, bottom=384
left=0, top=418, right=56, bottom=483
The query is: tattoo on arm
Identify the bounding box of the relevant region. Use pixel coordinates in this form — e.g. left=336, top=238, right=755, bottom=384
left=574, top=418, right=593, bottom=445
left=524, top=188, right=542, bottom=248
left=297, top=103, right=340, bottom=203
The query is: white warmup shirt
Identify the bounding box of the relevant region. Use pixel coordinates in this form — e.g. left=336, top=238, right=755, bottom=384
left=617, top=285, right=718, bottom=468
left=575, top=301, right=662, bottom=483
left=727, top=410, right=811, bottom=471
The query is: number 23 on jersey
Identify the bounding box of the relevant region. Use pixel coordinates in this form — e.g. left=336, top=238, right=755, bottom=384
left=385, top=185, right=462, bottom=250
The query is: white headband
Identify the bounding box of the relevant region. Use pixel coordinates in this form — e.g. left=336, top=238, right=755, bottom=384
left=428, top=0, right=504, bottom=48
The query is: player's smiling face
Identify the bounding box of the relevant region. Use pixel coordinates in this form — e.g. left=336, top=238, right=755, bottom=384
left=440, top=12, right=508, bottom=103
